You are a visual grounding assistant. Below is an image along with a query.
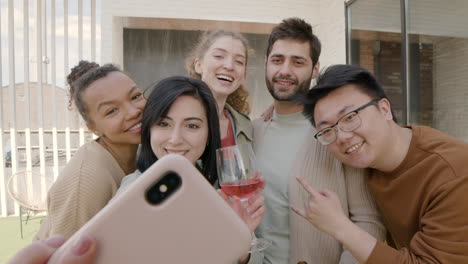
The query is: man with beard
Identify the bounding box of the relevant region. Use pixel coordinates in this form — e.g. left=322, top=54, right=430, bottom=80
left=253, top=17, right=386, bottom=264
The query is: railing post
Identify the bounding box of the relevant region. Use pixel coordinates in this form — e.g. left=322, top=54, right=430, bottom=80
left=8, top=0, right=19, bottom=216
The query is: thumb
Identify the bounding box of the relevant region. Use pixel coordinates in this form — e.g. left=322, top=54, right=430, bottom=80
left=53, top=235, right=97, bottom=264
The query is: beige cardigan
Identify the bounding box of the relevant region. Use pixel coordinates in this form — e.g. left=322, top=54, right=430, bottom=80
left=253, top=117, right=386, bottom=264
left=34, top=140, right=125, bottom=240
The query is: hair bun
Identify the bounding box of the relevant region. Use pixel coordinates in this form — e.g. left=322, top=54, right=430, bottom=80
left=66, top=60, right=100, bottom=110
left=67, top=60, right=100, bottom=87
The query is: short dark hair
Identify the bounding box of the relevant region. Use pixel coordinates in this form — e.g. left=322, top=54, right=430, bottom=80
left=137, top=76, right=220, bottom=185
left=302, top=64, right=397, bottom=126
left=266, top=17, right=321, bottom=67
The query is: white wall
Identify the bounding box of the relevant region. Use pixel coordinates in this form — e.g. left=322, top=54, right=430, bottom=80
left=100, top=0, right=348, bottom=69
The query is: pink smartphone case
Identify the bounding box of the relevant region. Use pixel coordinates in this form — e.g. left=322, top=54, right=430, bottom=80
left=48, top=154, right=252, bottom=263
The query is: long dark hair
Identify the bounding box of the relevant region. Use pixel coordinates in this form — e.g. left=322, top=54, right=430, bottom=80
left=137, top=76, right=221, bottom=185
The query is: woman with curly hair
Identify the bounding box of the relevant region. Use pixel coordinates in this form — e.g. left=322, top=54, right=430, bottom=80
left=185, top=30, right=253, bottom=151
left=34, top=61, right=146, bottom=240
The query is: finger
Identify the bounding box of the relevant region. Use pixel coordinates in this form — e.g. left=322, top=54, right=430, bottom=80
left=320, top=189, right=337, bottom=198
left=247, top=206, right=265, bottom=232
left=250, top=205, right=265, bottom=220
left=251, top=173, right=266, bottom=192
left=57, top=235, right=97, bottom=264
left=246, top=193, right=264, bottom=205
left=246, top=195, right=265, bottom=213
left=8, top=236, right=65, bottom=264
left=296, top=177, right=319, bottom=197
left=321, top=189, right=342, bottom=205
left=258, top=175, right=266, bottom=192
left=246, top=193, right=259, bottom=204
left=248, top=203, right=265, bottom=218
left=290, top=205, right=307, bottom=219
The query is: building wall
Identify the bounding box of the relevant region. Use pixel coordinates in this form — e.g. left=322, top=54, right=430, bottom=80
left=433, top=38, right=468, bottom=141
left=100, top=0, right=348, bottom=83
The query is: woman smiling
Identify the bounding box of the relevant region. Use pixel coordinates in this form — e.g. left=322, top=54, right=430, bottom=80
left=34, top=61, right=146, bottom=240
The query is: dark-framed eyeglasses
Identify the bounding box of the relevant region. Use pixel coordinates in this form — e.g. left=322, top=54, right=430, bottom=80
left=314, top=99, right=380, bottom=146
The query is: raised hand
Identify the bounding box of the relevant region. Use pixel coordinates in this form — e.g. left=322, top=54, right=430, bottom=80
left=260, top=104, right=274, bottom=122
left=290, top=177, right=349, bottom=237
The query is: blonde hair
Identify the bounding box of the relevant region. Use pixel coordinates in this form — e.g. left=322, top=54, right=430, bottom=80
left=185, top=30, right=251, bottom=114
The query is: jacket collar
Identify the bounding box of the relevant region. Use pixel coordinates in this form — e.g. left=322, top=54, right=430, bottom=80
left=224, top=104, right=253, bottom=142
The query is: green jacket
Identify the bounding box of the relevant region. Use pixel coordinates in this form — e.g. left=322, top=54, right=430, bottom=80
left=224, top=104, right=257, bottom=187
left=224, top=104, right=253, bottom=146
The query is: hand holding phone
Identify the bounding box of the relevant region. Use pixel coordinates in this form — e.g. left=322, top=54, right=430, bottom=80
left=48, top=154, right=252, bottom=264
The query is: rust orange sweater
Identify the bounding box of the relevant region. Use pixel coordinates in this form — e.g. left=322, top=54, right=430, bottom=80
left=366, top=126, right=468, bottom=263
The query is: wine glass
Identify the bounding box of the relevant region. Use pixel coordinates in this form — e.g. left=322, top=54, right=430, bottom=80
left=216, top=144, right=271, bottom=252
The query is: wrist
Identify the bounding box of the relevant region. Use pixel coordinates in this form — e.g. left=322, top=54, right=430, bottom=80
left=331, top=218, right=354, bottom=243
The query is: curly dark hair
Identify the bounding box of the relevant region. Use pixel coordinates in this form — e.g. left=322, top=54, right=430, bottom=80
left=66, top=60, right=122, bottom=123
left=185, top=30, right=251, bottom=114
left=267, top=17, right=321, bottom=67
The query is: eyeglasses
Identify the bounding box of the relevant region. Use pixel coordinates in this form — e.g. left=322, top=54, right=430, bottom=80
left=314, top=99, right=380, bottom=146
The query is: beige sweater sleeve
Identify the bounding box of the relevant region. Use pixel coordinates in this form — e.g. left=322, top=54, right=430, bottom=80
left=338, top=166, right=387, bottom=264
left=34, top=143, right=122, bottom=240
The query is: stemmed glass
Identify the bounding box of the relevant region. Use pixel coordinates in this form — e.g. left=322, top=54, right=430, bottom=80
left=216, top=144, right=271, bottom=252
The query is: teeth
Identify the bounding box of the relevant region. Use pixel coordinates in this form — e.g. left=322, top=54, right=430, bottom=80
left=129, top=123, right=141, bottom=130
left=346, top=142, right=363, bottom=154
left=166, top=149, right=187, bottom=154
left=216, top=74, right=233, bottom=82
left=276, top=80, right=294, bottom=86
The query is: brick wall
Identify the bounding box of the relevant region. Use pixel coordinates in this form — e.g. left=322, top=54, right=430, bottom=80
left=433, top=37, right=468, bottom=141
left=352, top=30, right=436, bottom=125
left=353, top=30, right=405, bottom=122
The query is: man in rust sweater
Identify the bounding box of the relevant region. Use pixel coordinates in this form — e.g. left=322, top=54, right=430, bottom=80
left=290, top=64, right=468, bottom=263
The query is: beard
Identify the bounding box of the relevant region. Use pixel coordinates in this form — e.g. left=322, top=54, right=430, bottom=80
left=265, top=74, right=312, bottom=101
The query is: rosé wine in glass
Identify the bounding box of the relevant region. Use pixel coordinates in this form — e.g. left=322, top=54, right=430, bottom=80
left=220, top=177, right=265, bottom=200
left=216, top=144, right=271, bottom=252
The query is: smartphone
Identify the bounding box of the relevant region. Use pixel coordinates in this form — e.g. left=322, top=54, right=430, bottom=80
left=48, top=154, right=252, bottom=263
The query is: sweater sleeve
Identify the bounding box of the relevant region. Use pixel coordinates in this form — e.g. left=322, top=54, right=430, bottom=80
left=366, top=175, right=468, bottom=264
left=34, top=158, right=116, bottom=240
left=339, top=166, right=387, bottom=264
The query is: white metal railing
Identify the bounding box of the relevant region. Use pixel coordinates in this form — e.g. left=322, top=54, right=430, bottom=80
left=0, top=0, right=99, bottom=217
